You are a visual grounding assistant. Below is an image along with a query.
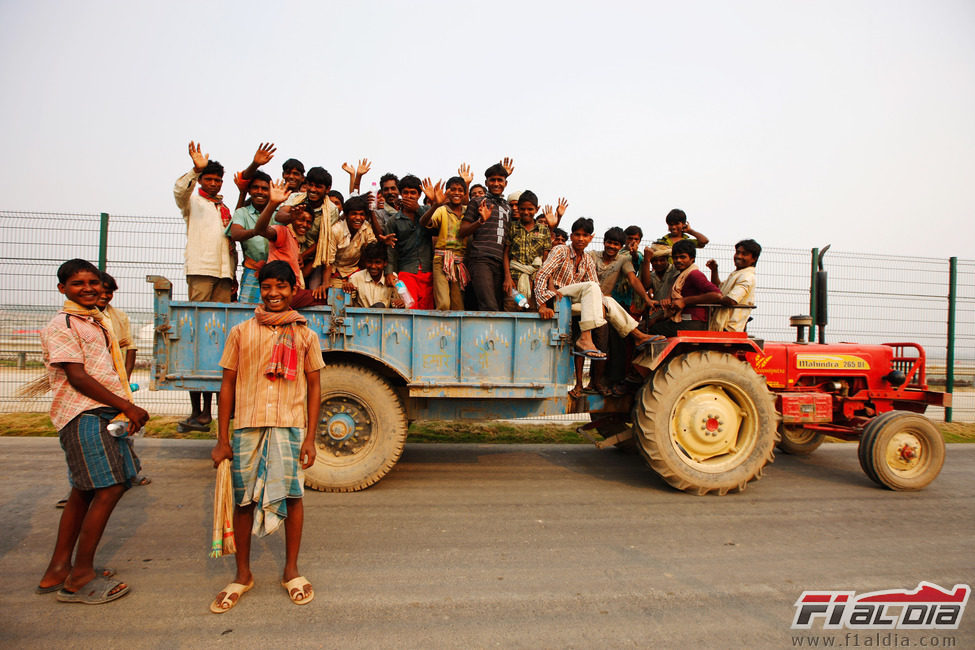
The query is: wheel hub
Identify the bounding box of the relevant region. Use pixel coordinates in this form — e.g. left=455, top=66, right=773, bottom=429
left=671, top=386, right=742, bottom=461
left=318, top=396, right=373, bottom=457
left=886, top=432, right=921, bottom=471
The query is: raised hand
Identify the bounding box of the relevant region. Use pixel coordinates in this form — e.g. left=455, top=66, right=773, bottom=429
left=188, top=141, right=209, bottom=172
left=501, top=157, right=515, bottom=177
left=705, top=259, right=718, bottom=272
left=342, top=162, right=355, bottom=177
left=253, top=142, right=276, bottom=166
left=542, top=205, right=555, bottom=225
left=422, top=178, right=445, bottom=205
left=556, top=197, right=568, bottom=218
left=458, top=163, right=473, bottom=187
left=375, top=193, right=385, bottom=210
left=269, top=179, right=291, bottom=204
left=478, top=198, right=492, bottom=222
left=233, top=171, right=251, bottom=192
left=378, top=231, right=397, bottom=248
left=356, top=158, right=371, bottom=176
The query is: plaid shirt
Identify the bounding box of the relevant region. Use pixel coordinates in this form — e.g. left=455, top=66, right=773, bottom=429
left=533, top=244, right=598, bottom=306
left=507, top=219, right=551, bottom=280
left=42, top=312, right=128, bottom=430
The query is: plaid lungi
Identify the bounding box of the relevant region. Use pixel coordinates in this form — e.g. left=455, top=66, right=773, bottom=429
left=59, top=408, right=141, bottom=490
left=239, top=267, right=262, bottom=305
left=232, top=427, right=304, bottom=537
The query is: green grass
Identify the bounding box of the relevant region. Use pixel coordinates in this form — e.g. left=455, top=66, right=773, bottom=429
left=0, top=412, right=971, bottom=443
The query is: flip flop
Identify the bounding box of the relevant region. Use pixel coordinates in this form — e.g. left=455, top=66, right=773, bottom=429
left=568, top=387, right=584, bottom=399
left=36, top=567, right=117, bottom=594
left=55, top=497, right=68, bottom=509
left=134, top=475, right=151, bottom=486
left=571, top=348, right=607, bottom=360
left=634, top=335, right=666, bottom=352
left=282, top=576, right=315, bottom=605
left=56, top=576, right=129, bottom=604
left=210, top=581, right=253, bottom=614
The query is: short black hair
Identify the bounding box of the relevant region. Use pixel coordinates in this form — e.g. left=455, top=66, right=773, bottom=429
left=570, top=217, right=594, bottom=235
left=379, top=172, right=399, bottom=187
left=200, top=160, right=224, bottom=178
left=344, top=195, right=369, bottom=216
left=399, top=175, right=422, bottom=192
left=328, top=190, right=345, bottom=209
left=445, top=176, right=466, bottom=190
left=305, top=166, right=332, bottom=189
left=57, top=258, right=100, bottom=284
left=484, top=163, right=508, bottom=179
left=603, top=227, right=626, bottom=245
left=672, top=239, right=697, bottom=259
left=736, top=238, right=762, bottom=263
left=251, top=170, right=272, bottom=185
left=469, top=183, right=485, bottom=197
left=624, top=225, right=643, bottom=239
left=665, top=209, right=687, bottom=226
left=100, top=271, right=118, bottom=293
left=361, top=241, right=387, bottom=262
left=552, top=228, right=568, bottom=241
left=282, top=158, right=305, bottom=174
left=258, top=260, right=297, bottom=288
left=518, top=190, right=539, bottom=208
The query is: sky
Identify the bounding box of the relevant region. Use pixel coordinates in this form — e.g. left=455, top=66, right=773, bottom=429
left=1, top=0, right=973, bottom=257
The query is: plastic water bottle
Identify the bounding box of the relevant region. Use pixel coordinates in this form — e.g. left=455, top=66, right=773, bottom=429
left=107, top=421, right=128, bottom=437
left=129, top=383, right=139, bottom=392
left=394, top=280, right=415, bottom=308
left=510, top=288, right=529, bottom=309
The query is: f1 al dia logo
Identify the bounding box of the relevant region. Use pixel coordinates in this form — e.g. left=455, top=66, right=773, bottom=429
left=792, top=582, right=970, bottom=630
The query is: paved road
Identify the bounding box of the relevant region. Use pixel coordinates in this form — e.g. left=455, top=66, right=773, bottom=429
left=1, top=439, right=972, bottom=649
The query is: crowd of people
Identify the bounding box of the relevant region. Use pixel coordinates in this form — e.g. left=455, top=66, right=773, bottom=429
left=33, top=141, right=761, bottom=610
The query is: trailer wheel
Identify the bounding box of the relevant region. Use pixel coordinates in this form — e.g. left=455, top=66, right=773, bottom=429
left=858, top=412, right=944, bottom=491
left=777, top=425, right=825, bottom=455
left=304, top=364, right=407, bottom=492
left=632, top=351, right=779, bottom=495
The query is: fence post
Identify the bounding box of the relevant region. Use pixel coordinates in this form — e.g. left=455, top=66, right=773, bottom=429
left=945, top=257, right=957, bottom=423
left=98, top=212, right=110, bottom=272
left=808, top=248, right=819, bottom=343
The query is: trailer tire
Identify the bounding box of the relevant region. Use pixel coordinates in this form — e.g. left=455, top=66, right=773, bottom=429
left=304, top=364, right=407, bottom=492
left=777, top=425, right=825, bottom=455
left=859, top=411, right=944, bottom=491
left=632, top=350, right=779, bottom=495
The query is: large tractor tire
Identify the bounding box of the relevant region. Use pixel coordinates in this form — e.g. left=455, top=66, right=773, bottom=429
left=632, top=350, right=779, bottom=495
left=857, top=411, right=945, bottom=491
left=304, top=364, right=407, bottom=492
left=777, top=425, right=826, bottom=455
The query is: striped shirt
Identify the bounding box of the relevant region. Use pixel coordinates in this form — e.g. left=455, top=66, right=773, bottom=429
left=533, top=244, right=598, bottom=306
left=41, top=313, right=128, bottom=430
left=219, top=318, right=325, bottom=428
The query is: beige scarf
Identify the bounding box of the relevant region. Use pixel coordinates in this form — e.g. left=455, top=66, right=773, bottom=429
left=61, top=300, right=134, bottom=417
left=668, top=263, right=699, bottom=323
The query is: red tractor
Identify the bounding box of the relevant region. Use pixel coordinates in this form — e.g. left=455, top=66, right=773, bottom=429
left=584, top=252, right=949, bottom=495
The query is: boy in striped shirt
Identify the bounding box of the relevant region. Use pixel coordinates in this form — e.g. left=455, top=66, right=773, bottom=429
left=209, top=261, right=325, bottom=613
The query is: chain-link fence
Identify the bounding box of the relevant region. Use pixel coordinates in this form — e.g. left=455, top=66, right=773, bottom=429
left=1, top=210, right=971, bottom=420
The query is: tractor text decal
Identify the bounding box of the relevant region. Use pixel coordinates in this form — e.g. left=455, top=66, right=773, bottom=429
left=796, top=354, right=870, bottom=371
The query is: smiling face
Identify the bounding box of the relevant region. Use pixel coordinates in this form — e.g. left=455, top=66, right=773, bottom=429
left=58, top=270, right=102, bottom=309
left=249, top=179, right=270, bottom=209
left=518, top=201, right=537, bottom=224
left=305, top=182, right=326, bottom=204
left=96, top=286, right=114, bottom=310
left=260, top=277, right=294, bottom=312
left=283, top=168, right=304, bottom=192
left=668, top=221, right=686, bottom=238
left=733, top=246, right=756, bottom=270
left=291, top=208, right=311, bottom=237
left=346, top=208, right=366, bottom=231
left=651, top=255, right=670, bottom=274
left=364, top=256, right=385, bottom=281
left=470, top=185, right=486, bottom=201
left=603, top=240, right=623, bottom=259
left=199, top=173, right=223, bottom=198
left=485, top=174, right=507, bottom=196
left=381, top=179, right=399, bottom=205
left=446, top=182, right=465, bottom=207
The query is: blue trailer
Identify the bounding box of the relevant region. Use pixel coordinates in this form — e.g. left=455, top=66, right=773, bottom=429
left=148, top=275, right=581, bottom=491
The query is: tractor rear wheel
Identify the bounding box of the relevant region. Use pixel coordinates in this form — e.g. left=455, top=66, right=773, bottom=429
left=777, top=425, right=826, bottom=455
left=632, top=350, right=779, bottom=495
left=304, top=364, right=407, bottom=492
left=858, top=411, right=944, bottom=491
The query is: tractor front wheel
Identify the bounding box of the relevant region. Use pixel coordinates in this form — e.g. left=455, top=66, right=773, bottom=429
left=858, top=411, right=944, bottom=491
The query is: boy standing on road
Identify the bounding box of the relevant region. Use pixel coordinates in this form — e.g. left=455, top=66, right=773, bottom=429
left=210, top=260, right=324, bottom=613
left=174, top=142, right=234, bottom=432
left=36, top=259, right=149, bottom=605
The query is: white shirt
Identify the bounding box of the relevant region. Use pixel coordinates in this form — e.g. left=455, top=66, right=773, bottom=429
left=173, top=170, right=235, bottom=279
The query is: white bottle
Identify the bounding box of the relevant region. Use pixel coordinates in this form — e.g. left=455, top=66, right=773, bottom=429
left=394, top=280, right=415, bottom=308
left=510, top=288, right=529, bottom=309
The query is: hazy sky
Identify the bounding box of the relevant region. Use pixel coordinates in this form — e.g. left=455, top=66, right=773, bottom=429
left=1, top=0, right=973, bottom=257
